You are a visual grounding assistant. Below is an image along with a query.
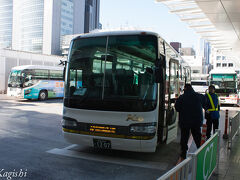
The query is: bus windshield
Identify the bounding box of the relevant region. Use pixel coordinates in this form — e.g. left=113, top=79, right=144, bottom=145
left=65, top=34, right=158, bottom=112
left=211, top=81, right=236, bottom=89
left=8, top=70, right=24, bottom=87
left=215, top=89, right=237, bottom=94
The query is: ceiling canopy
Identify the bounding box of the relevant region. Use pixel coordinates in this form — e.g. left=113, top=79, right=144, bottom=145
left=156, top=0, right=240, bottom=57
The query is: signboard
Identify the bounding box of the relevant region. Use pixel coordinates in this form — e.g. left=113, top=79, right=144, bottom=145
left=196, top=134, right=218, bottom=180
left=212, top=74, right=235, bottom=81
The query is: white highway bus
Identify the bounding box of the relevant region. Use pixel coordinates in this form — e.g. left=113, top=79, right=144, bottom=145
left=209, top=69, right=239, bottom=105
left=7, top=65, right=64, bottom=100
left=191, top=80, right=208, bottom=94
left=62, top=30, right=191, bottom=152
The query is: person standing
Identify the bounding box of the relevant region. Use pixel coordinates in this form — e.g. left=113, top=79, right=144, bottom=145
left=205, top=85, right=220, bottom=139
left=175, top=84, right=205, bottom=161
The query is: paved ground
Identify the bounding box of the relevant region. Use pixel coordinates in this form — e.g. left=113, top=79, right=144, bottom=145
left=0, top=94, right=239, bottom=180
left=0, top=95, right=180, bottom=180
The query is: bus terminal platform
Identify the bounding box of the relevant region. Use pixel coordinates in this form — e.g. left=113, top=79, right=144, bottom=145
left=210, top=125, right=240, bottom=180
left=187, top=108, right=240, bottom=180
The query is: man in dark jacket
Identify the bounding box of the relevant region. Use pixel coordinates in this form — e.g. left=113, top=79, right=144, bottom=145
left=205, top=85, right=220, bottom=139
left=175, top=84, right=205, bottom=160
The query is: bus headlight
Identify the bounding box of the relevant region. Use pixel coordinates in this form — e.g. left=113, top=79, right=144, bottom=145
left=130, top=123, right=156, bottom=134
left=24, top=89, right=32, bottom=95
left=62, top=116, right=78, bottom=127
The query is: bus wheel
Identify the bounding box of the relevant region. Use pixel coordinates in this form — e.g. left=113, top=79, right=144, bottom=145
left=39, top=90, right=48, bottom=101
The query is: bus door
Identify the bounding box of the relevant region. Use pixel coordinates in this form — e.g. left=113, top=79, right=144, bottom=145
left=166, top=59, right=180, bottom=144
left=179, top=64, right=184, bottom=94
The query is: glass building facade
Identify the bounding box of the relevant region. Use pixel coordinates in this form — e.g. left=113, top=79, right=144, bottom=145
left=0, top=0, right=99, bottom=55
left=17, top=0, right=44, bottom=53
left=61, top=0, right=74, bottom=36
left=84, top=0, right=100, bottom=33
left=0, top=0, right=13, bottom=49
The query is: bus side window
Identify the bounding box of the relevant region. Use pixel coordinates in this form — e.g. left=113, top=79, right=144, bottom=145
left=49, top=70, right=63, bottom=80
left=34, top=69, right=48, bottom=80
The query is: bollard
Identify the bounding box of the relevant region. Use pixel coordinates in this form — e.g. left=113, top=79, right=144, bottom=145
left=201, top=124, right=207, bottom=145
left=223, top=109, right=229, bottom=139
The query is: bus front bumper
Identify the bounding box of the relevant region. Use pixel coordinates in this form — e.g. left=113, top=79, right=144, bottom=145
left=220, top=97, right=238, bottom=105
left=7, top=88, right=23, bottom=98
left=62, top=131, right=157, bottom=152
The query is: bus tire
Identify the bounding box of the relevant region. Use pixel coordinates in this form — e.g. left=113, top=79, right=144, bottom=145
left=39, top=90, right=48, bottom=101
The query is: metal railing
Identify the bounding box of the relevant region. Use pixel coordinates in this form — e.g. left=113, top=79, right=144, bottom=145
left=228, top=112, right=240, bottom=149
left=157, top=131, right=220, bottom=180
left=157, top=157, right=193, bottom=180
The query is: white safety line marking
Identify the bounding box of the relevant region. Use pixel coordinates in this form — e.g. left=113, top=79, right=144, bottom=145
left=47, top=147, right=168, bottom=170
left=63, top=144, right=78, bottom=150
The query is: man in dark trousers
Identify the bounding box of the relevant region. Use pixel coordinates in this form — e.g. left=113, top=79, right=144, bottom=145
left=205, top=85, right=220, bottom=139
left=175, top=84, right=205, bottom=161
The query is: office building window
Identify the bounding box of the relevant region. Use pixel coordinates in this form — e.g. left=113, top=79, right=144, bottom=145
left=192, top=70, right=200, bottom=74
left=216, top=56, right=221, bottom=60
left=222, top=63, right=227, bottom=67
left=216, top=63, right=221, bottom=67
left=228, top=63, right=233, bottom=67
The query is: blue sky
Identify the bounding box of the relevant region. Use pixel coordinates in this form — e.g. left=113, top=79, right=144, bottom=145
left=100, top=0, right=200, bottom=49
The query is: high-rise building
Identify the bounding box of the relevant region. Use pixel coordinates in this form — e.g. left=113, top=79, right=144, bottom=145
left=1, top=0, right=100, bottom=55
left=170, top=42, right=181, bottom=53
left=12, top=0, right=45, bottom=53
left=0, top=0, right=13, bottom=49
left=204, top=42, right=211, bottom=65
left=84, top=0, right=100, bottom=33
left=180, top=47, right=196, bottom=56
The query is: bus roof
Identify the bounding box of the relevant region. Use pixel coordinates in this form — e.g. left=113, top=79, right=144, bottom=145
left=73, top=30, right=159, bottom=40
left=11, top=65, right=63, bottom=71
left=209, top=68, right=236, bottom=75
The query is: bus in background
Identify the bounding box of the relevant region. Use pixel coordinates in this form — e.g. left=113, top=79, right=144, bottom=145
left=191, top=80, right=208, bottom=94
left=209, top=69, right=238, bottom=106
left=62, top=30, right=190, bottom=152
left=178, top=64, right=191, bottom=94
left=184, top=66, right=191, bottom=84
left=7, top=65, right=64, bottom=100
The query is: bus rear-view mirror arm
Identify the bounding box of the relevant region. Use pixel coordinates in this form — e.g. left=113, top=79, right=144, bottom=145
left=59, top=60, right=67, bottom=81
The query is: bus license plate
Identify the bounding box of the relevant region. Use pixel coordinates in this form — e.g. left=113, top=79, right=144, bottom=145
left=93, top=139, right=111, bottom=149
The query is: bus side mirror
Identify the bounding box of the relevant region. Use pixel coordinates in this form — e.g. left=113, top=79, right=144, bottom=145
left=25, top=77, right=29, bottom=82
left=59, top=60, right=67, bottom=81
left=155, top=59, right=163, bottom=83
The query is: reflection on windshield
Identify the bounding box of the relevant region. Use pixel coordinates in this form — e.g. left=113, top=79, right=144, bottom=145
left=8, top=69, right=38, bottom=88
left=210, top=81, right=236, bottom=89
left=65, top=35, right=158, bottom=112
left=8, top=70, right=23, bottom=87
left=215, top=89, right=237, bottom=94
